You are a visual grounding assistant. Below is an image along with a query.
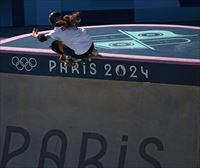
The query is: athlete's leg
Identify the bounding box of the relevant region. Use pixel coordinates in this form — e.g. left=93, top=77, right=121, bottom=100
left=50, top=40, right=66, bottom=63
left=79, top=43, right=98, bottom=60
left=50, top=40, right=64, bottom=54
left=50, top=40, right=98, bottom=62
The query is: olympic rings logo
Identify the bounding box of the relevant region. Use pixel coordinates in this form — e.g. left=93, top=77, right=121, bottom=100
left=11, top=56, right=37, bottom=71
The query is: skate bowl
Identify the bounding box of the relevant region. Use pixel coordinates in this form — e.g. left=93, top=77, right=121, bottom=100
left=0, top=24, right=200, bottom=168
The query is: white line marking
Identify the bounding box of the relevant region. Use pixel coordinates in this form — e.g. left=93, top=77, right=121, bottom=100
left=118, top=29, right=155, bottom=50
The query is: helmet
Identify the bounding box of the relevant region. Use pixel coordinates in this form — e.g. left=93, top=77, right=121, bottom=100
left=49, top=11, right=62, bottom=25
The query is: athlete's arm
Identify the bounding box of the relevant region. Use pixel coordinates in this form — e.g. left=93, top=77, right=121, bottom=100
left=32, top=28, right=50, bottom=42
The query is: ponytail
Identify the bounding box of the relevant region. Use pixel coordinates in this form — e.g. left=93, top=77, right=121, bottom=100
left=54, top=20, right=68, bottom=27
left=54, top=11, right=81, bottom=28
left=62, top=11, right=81, bottom=27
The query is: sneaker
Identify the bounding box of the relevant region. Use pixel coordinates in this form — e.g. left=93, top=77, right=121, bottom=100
left=88, top=58, right=92, bottom=62
left=91, top=48, right=99, bottom=56
left=65, top=55, right=69, bottom=60
left=73, top=59, right=82, bottom=63
left=64, top=62, right=68, bottom=68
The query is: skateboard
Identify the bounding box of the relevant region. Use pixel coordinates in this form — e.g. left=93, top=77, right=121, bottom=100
left=63, top=49, right=99, bottom=68
left=63, top=56, right=81, bottom=68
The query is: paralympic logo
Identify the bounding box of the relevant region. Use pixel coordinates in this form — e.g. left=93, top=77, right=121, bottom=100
left=11, top=56, right=37, bottom=71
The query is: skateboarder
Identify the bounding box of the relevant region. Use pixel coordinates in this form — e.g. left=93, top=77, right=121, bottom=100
left=32, top=11, right=98, bottom=66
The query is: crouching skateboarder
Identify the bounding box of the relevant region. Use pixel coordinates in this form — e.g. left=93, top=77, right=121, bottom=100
left=32, top=11, right=98, bottom=67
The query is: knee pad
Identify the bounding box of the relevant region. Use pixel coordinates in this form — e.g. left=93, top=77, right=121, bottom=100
left=49, top=40, right=63, bottom=54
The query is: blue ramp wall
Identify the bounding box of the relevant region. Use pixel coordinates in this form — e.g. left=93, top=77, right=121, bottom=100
left=0, top=0, right=200, bottom=27
left=134, top=0, right=200, bottom=23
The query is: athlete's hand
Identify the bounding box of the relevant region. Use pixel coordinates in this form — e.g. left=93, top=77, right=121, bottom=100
left=32, top=28, right=39, bottom=38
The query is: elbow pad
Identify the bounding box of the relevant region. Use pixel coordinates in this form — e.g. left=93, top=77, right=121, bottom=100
left=37, top=34, right=48, bottom=42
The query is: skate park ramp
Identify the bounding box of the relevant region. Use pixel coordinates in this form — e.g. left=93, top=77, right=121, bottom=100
left=0, top=24, right=200, bottom=168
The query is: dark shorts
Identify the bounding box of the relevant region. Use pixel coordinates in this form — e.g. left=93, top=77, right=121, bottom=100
left=63, top=43, right=94, bottom=59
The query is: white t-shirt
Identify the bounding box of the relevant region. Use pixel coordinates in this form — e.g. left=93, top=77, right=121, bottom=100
left=47, top=27, right=92, bottom=55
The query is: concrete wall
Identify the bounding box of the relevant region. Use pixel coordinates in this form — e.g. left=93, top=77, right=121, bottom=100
left=0, top=73, right=199, bottom=168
